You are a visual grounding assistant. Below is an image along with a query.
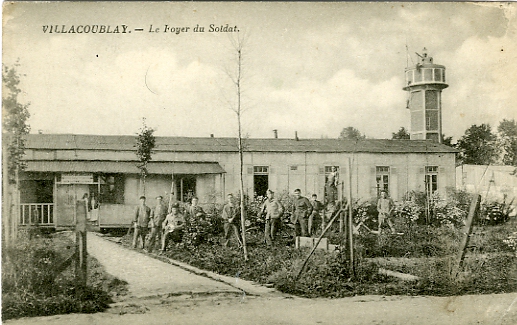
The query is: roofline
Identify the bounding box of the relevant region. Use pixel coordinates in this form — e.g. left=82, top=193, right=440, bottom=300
left=23, top=133, right=458, bottom=154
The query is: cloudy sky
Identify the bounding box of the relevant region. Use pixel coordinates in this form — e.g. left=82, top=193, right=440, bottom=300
left=3, top=2, right=516, bottom=141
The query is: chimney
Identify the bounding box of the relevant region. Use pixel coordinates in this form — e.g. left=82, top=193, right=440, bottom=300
left=295, top=131, right=299, bottom=141
left=210, top=134, right=214, bottom=138
left=273, top=129, right=278, bottom=139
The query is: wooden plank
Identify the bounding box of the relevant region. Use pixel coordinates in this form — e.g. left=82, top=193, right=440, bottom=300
left=454, top=194, right=481, bottom=278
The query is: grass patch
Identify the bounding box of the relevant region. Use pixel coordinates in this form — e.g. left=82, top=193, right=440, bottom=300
left=2, top=232, right=128, bottom=320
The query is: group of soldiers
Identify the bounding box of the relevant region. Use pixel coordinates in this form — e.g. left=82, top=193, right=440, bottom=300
left=132, top=195, right=206, bottom=253
left=132, top=185, right=397, bottom=252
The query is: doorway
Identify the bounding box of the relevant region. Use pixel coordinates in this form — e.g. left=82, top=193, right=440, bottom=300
left=253, top=166, right=269, bottom=198
left=175, top=175, right=197, bottom=203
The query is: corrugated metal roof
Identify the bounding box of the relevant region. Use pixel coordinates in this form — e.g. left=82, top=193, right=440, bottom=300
left=24, top=134, right=457, bottom=153
left=25, top=160, right=226, bottom=174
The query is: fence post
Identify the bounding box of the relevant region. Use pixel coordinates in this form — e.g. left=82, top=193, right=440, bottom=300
left=75, top=200, right=88, bottom=297
left=347, top=157, right=354, bottom=277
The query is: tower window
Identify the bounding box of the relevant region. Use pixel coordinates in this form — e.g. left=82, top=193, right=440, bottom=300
left=425, top=91, right=438, bottom=110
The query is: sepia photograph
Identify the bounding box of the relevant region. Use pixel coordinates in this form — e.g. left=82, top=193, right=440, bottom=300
left=2, top=1, right=517, bottom=324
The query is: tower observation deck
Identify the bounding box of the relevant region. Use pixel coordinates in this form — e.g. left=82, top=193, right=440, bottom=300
left=403, top=48, right=448, bottom=143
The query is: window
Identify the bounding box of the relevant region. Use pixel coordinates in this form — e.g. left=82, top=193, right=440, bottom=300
left=253, top=166, right=269, bottom=197
left=290, top=165, right=298, bottom=171
left=98, top=174, right=124, bottom=204
left=376, top=166, right=390, bottom=196
left=253, top=166, right=269, bottom=174
left=425, top=166, right=438, bottom=196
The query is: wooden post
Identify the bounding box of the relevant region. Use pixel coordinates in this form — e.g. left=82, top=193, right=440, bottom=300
left=347, top=157, right=354, bottom=277
left=168, top=171, right=175, bottom=212
left=454, top=194, right=480, bottom=278
left=75, top=199, right=88, bottom=296
left=339, top=181, right=344, bottom=233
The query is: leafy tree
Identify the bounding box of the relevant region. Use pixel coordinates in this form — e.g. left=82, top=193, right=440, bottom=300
left=497, top=119, right=517, bottom=166
left=3, top=64, right=30, bottom=184
left=392, top=127, right=410, bottom=140
left=442, top=134, right=453, bottom=147
left=2, top=63, right=31, bottom=244
left=339, top=127, right=366, bottom=140
left=456, top=124, right=499, bottom=165
left=135, top=118, right=155, bottom=196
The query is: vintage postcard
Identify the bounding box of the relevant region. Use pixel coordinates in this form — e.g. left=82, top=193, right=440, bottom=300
left=2, top=2, right=517, bottom=324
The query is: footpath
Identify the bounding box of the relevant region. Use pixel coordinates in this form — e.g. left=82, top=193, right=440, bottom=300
left=87, top=233, right=246, bottom=298
left=87, top=233, right=275, bottom=298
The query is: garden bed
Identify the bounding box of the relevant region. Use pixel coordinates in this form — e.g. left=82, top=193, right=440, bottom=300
left=120, top=221, right=517, bottom=298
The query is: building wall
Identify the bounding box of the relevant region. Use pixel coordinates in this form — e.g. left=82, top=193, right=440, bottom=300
left=456, top=165, right=517, bottom=205
left=25, top=147, right=456, bottom=202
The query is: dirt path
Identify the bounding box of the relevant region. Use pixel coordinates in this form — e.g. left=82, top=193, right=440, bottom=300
left=6, top=292, right=517, bottom=325
left=86, top=233, right=242, bottom=298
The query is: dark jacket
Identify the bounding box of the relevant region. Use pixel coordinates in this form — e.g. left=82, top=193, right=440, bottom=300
left=292, top=196, right=313, bottom=223
left=134, top=205, right=151, bottom=228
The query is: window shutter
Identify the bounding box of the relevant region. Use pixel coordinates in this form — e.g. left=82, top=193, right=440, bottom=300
left=270, top=167, right=275, bottom=174
left=319, top=167, right=325, bottom=174
left=370, top=167, right=377, bottom=197
left=419, top=167, right=425, bottom=174
left=390, top=167, right=397, bottom=175
left=247, top=167, right=253, bottom=174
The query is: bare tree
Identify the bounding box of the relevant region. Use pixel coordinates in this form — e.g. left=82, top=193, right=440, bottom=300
left=225, top=34, right=250, bottom=261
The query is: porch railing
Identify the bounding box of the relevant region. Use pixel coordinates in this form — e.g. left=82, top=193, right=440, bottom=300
left=19, top=203, right=54, bottom=226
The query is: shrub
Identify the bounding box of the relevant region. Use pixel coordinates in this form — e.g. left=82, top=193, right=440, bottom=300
left=479, top=196, right=515, bottom=225
left=2, top=234, right=119, bottom=320
left=182, top=213, right=219, bottom=247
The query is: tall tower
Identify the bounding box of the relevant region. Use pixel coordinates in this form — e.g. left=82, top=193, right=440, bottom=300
left=403, top=48, right=448, bottom=143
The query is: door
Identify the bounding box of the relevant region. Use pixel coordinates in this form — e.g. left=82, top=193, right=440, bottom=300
left=55, top=184, right=89, bottom=227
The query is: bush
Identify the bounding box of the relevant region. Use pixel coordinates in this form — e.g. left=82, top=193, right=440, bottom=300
left=2, top=234, right=119, bottom=320
left=479, top=196, right=515, bottom=225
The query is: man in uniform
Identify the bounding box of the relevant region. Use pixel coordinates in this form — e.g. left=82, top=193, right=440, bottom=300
left=377, top=190, right=396, bottom=234
left=132, top=196, right=151, bottom=249
left=308, top=194, right=324, bottom=236
left=146, top=196, right=168, bottom=252
left=160, top=203, right=186, bottom=252
left=221, top=193, right=242, bottom=247
left=260, top=189, right=284, bottom=247
left=186, top=196, right=206, bottom=221
left=292, top=189, right=313, bottom=237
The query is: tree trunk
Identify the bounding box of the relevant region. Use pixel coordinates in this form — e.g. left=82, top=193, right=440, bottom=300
left=237, top=112, right=248, bottom=261
left=2, top=143, right=11, bottom=246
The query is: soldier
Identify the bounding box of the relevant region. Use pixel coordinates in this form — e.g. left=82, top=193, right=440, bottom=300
left=325, top=166, right=339, bottom=204
left=160, top=203, right=186, bottom=252
left=221, top=193, right=242, bottom=247
left=186, top=196, right=206, bottom=221
left=291, top=189, right=313, bottom=237
left=260, top=189, right=284, bottom=247
left=377, top=190, right=396, bottom=234
left=132, top=196, right=151, bottom=249
left=308, top=194, right=324, bottom=236
left=146, top=196, right=168, bottom=252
